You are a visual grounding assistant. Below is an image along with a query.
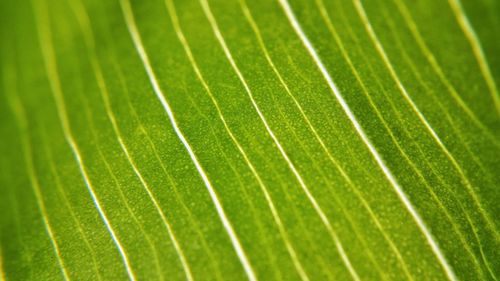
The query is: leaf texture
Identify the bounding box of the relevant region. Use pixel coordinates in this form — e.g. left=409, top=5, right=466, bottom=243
left=0, top=0, right=499, bottom=280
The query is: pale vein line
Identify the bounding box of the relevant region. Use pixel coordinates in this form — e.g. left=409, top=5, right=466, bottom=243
left=78, top=86, right=165, bottom=280
left=447, top=0, right=500, bottom=115
left=278, top=0, right=456, bottom=280
left=241, top=2, right=456, bottom=279
left=0, top=246, right=5, bottom=281
left=269, top=98, right=389, bottom=279
left=239, top=0, right=341, bottom=188
left=393, top=0, right=499, bottom=146
left=185, top=78, right=329, bottom=279
left=250, top=146, right=335, bottom=280
left=186, top=93, right=331, bottom=279
left=235, top=104, right=334, bottom=279
left=183, top=94, right=283, bottom=281
left=112, top=60, right=222, bottom=281
left=118, top=1, right=256, bottom=280
left=313, top=1, right=415, bottom=279
left=383, top=0, right=498, bottom=251
left=239, top=0, right=392, bottom=278
left=40, top=127, right=103, bottom=281
left=100, top=89, right=191, bottom=281
left=200, top=0, right=359, bottom=280
left=318, top=0, right=486, bottom=278
left=5, top=184, right=26, bottom=275
left=6, top=80, right=70, bottom=281
left=354, top=0, right=497, bottom=242
left=277, top=24, right=420, bottom=277
left=67, top=2, right=190, bottom=279
left=351, top=1, right=461, bottom=279
left=184, top=90, right=285, bottom=280
left=337, top=2, right=492, bottom=277
left=165, top=0, right=308, bottom=280
left=31, top=1, right=136, bottom=279
left=388, top=29, right=495, bottom=278
left=109, top=23, right=223, bottom=280
left=385, top=1, right=497, bottom=183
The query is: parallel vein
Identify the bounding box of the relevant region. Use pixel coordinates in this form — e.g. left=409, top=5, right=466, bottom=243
left=5, top=71, right=70, bottom=281
left=201, top=0, right=359, bottom=280
left=279, top=0, right=456, bottom=280
left=447, top=0, right=500, bottom=115
left=165, top=0, right=309, bottom=279
left=31, top=0, right=136, bottom=279
left=119, top=0, right=257, bottom=280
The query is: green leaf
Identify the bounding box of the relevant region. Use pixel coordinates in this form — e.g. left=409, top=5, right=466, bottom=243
left=1, top=0, right=499, bottom=280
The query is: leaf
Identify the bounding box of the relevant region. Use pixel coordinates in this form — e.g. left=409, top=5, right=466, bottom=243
left=1, top=0, right=499, bottom=280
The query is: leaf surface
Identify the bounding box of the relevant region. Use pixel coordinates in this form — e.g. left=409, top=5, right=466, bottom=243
left=1, top=0, right=499, bottom=280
